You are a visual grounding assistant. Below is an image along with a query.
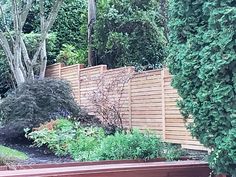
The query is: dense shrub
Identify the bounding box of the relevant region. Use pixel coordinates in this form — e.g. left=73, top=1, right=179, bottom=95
left=26, top=119, right=77, bottom=156
left=96, top=130, right=163, bottom=161
left=168, top=0, right=236, bottom=175
left=68, top=126, right=105, bottom=161
left=26, top=119, right=106, bottom=159
left=27, top=119, right=183, bottom=162
left=52, top=0, right=87, bottom=54
left=94, top=0, right=167, bottom=69
left=0, top=79, right=82, bottom=140
left=56, top=44, right=87, bottom=65
left=0, top=56, right=13, bottom=98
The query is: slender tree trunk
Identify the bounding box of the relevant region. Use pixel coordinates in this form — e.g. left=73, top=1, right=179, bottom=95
left=88, top=0, right=96, bottom=66
left=39, top=0, right=47, bottom=79
left=160, top=0, right=169, bottom=42
left=12, top=0, right=26, bottom=84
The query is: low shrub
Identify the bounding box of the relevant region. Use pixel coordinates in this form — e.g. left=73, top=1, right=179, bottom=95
left=95, top=130, right=163, bottom=161
left=27, top=119, right=183, bottom=162
left=26, top=119, right=76, bottom=156
left=68, top=127, right=105, bottom=161
left=163, top=143, right=184, bottom=161
left=0, top=145, right=28, bottom=165
left=0, top=79, right=84, bottom=141
left=26, top=119, right=105, bottom=158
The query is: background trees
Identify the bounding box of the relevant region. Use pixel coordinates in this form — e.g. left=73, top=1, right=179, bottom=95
left=94, top=0, right=167, bottom=69
left=0, top=0, right=63, bottom=85
left=168, top=0, right=236, bottom=175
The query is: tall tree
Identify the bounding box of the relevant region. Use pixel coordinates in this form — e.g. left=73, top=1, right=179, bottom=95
left=159, top=0, right=168, bottom=42
left=94, top=0, right=166, bottom=69
left=168, top=0, right=236, bottom=175
left=0, top=0, right=63, bottom=85
left=88, top=0, right=96, bottom=66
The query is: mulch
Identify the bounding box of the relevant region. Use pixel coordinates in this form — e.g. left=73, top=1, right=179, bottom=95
left=0, top=139, right=73, bottom=165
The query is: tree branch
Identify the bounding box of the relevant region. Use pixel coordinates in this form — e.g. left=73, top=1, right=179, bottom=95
left=21, top=0, right=33, bottom=29
left=20, top=37, right=31, bottom=70
left=0, top=31, right=14, bottom=62
left=32, top=0, right=64, bottom=65
left=39, top=0, right=47, bottom=79
left=0, top=5, right=14, bottom=44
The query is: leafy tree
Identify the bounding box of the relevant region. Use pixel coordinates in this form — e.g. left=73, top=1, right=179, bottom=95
left=52, top=0, right=87, bottom=52
left=23, top=0, right=88, bottom=65
left=0, top=0, right=63, bottom=85
left=168, top=0, right=236, bottom=175
left=94, top=0, right=167, bottom=69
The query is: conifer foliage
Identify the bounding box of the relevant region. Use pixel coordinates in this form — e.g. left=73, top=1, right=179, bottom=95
left=168, top=0, right=236, bottom=175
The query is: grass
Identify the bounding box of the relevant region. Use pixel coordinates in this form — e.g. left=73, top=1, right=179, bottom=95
left=0, top=145, right=28, bottom=165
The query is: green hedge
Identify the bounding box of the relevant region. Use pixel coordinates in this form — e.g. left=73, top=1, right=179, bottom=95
left=168, top=0, right=236, bottom=175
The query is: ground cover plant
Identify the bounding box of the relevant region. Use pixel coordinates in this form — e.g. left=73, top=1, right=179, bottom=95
left=0, top=145, right=28, bottom=165
left=168, top=0, right=236, bottom=176
left=26, top=119, right=184, bottom=162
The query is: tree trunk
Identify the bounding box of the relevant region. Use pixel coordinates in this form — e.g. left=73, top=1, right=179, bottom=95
left=39, top=0, right=47, bottom=79
left=0, top=0, right=63, bottom=85
left=160, top=0, right=169, bottom=42
left=14, top=67, right=26, bottom=84
left=88, top=0, right=96, bottom=66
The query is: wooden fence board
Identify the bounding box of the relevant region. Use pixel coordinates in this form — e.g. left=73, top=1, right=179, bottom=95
left=46, top=64, right=205, bottom=151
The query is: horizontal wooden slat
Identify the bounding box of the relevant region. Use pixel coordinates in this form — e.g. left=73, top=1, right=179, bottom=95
left=46, top=65, right=204, bottom=150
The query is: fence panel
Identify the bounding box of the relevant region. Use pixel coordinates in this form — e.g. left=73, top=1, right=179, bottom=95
left=46, top=63, right=205, bottom=150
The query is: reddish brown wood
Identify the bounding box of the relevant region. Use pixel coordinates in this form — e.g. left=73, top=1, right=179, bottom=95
left=216, top=175, right=227, bottom=177
left=0, top=161, right=212, bottom=177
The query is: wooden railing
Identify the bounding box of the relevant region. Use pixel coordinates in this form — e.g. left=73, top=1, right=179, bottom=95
left=0, top=160, right=213, bottom=177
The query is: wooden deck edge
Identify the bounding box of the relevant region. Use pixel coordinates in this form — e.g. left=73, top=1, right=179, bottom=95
left=0, top=161, right=212, bottom=177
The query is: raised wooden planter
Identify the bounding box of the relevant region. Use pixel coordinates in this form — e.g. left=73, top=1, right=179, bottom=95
left=0, top=160, right=214, bottom=177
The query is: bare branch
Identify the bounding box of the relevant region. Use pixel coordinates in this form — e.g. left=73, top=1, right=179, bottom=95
left=20, top=37, right=31, bottom=69
left=0, top=31, right=14, bottom=62
left=21, top=0, right=33, bottom=29
left=0, top=5, right=14, bottom=44
left=32, top=0, right=64, bottom=64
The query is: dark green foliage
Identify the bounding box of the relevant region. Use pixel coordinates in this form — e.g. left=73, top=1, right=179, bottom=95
left=168, top=0, right=236, bottom=175
left=0, top=79, right=82, bottom=140
left=0, top=57, right=13, bottom=98
left=31, top=0, right=88, bottom=64
left=94, top=0, right=167, bottom=69
left=23, top=33, right=57, bottom=64
left=56, top=44, right=87, bottom=65
left=52, top=0, right=87, bottom=53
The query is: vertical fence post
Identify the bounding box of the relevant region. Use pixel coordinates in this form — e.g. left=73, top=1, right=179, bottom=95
left=128, top=67, right=133, bottom=129
left=161, top=69, right=166, bottom=140
left=77, top=64, right=84, bottom=104
left=58, top=63, right=62, bottom=78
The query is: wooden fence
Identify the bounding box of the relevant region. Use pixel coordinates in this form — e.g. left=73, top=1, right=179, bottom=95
left=46, top=63, right=206, bottom=150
